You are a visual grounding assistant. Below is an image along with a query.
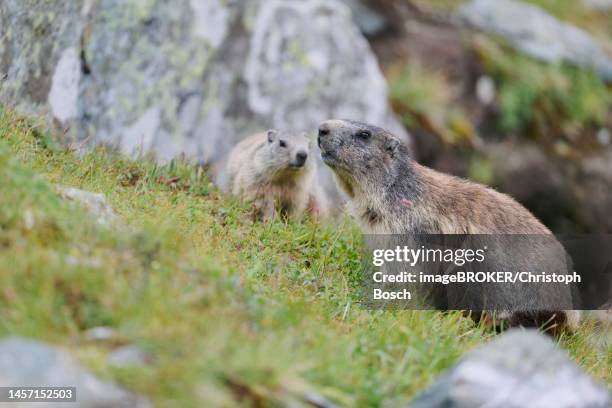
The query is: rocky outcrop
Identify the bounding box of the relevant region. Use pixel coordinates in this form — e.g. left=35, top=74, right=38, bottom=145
left=460, top=0, right=612, bottom=82
left=0, top=337, right=151, bottom=407
left=340, top=0, right=389, bottom=37
left=583, top=0, right=612, bottom=11
left=0, top=0, right=408, bottom=165
left=408, top=329, right=611, bottom=408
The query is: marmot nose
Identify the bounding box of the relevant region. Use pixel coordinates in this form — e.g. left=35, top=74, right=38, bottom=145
left=295, top=151, right=308, bottom=166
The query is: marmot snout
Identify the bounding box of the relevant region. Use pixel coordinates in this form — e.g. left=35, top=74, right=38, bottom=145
left=226, top=129, right=328, bottom=220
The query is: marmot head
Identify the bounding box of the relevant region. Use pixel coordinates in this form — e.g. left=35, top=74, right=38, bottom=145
left=261, top=129, right=312, bottom=177
left=317, top=119, right=410, bottom=197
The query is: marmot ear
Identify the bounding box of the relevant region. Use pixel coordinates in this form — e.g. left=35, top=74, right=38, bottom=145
left=267, top=129, right=278, bottom=143
left=386, top=137, right=400, bottom=155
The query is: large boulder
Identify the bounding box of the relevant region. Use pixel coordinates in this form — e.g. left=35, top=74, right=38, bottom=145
left=459, top=0, right=612, bottom=82
left=0, top=337, right=150, bottom=407
left=583, top=0, right=612, bottom=11
left=408, top=329, right=611, bottom=408
left=0, top=0, right=408, bottom=166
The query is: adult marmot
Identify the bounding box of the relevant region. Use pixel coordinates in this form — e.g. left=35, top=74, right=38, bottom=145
left=318, top=119, right=579, bottom=332
left=226, top=130, right=327, bottom=220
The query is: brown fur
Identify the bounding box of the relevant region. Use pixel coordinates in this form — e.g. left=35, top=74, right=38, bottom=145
left=318, top=119, right=579, bottom=332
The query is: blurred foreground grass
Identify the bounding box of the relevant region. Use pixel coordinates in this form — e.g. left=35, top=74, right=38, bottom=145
left=0, top=107, right=609, bottom=406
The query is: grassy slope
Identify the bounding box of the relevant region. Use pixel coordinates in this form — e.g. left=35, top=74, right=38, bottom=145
left=0, top=107, right=609, bottom=406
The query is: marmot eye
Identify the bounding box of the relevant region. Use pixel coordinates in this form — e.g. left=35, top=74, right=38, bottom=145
left=356, top=130, right=371, bottom=139
left=279, top=140, right=287, bottom=148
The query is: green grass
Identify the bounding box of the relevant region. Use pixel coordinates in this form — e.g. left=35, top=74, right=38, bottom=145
left=388, top=62, right=475, bottom=146
left=0, top=107, right=609, bottom=406
left=387, top=0, right=611, bottom=149
left=475, top=37, right=611, bottom=141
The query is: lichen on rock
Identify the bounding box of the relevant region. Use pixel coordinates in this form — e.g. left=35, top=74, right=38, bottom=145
left=0, top=0, right=407, bottom=169
left=0, top=0, right=83, bottom=113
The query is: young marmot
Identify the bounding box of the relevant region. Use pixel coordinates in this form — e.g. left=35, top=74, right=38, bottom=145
left=226, top=130, right=327, bottom=220
left=318, top=119, right=579, bottom=332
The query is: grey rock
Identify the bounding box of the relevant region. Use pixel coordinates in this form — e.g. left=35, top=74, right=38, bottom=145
left=0, top=0, right=408, bottom=168
left=0, top=337, right=151, bottom=408
left=459, top=0, right=612, bottom=82
left=340, top=0, right=389, bottom=36
left=84, top=326, right=118, bottom=342
left=48, top=47, right=81, bottom=124
left=408, top=329, right=611, bottom=408
left=56, top=186, right=120, bottom=227
left=0, top=1, right=83, bottom=116
left=475, top=75, right=496, bottom=105
left=583, top=0, right=612, bottom=11
left=108, top=345, right=149, bottom=368
left=596, top=128, right=610, bottom=145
